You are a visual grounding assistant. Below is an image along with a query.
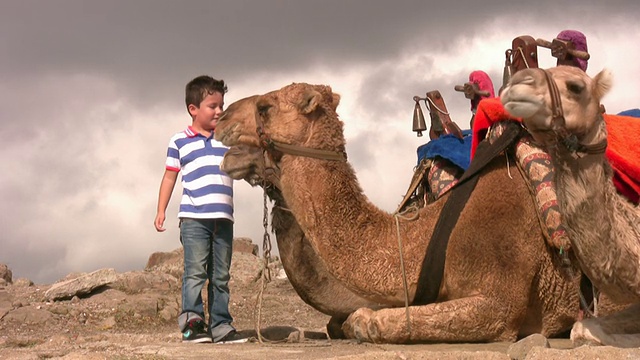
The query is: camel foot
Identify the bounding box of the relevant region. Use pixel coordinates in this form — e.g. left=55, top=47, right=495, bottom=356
left=571, top=305, right=640, bottom=348
left=342, top=308, right=377, bottom=342
left=342, top=307, right=410, bottom=343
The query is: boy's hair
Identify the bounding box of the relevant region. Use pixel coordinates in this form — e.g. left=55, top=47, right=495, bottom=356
left=185, top=75, right=228, bottom=111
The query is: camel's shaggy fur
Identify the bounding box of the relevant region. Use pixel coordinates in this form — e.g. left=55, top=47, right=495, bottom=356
left=214, top=83, right=584, bottom=343
left=502, top=65, right=640, bottom=347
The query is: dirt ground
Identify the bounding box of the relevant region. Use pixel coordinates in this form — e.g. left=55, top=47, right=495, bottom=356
left=0, top=271, right=570, bottom=360
left=1, top=251, right=639, bottom=359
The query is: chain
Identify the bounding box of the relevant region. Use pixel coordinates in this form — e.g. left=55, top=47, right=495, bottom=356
left=255, top=180, right=273, bottom=344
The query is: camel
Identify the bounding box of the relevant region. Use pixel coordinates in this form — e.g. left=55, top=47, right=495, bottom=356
left=223, top=145, right=384, bottom=338
left=214, top=83, right=585, bottom=343
left=501, top=65, right=640, bottom=347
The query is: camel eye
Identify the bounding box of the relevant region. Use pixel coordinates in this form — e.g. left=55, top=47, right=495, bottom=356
left=257, top=102, right=271, bottom=116
left=566, top=81, right=584, bottom=95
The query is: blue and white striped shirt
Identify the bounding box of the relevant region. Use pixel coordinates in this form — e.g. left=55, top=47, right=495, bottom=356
left=165, top=126, right=233, bottom=221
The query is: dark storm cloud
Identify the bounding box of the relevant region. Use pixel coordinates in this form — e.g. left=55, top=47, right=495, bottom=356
left=4, top=0, right=627, bottom=105
left=2, top=0, right=640, bottom=284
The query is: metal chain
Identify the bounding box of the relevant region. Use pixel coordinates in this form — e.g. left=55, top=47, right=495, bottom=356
left=255, top=180, right=273, bottom=344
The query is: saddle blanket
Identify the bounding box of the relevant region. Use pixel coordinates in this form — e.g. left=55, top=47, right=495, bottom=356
left=417, top=130, right=473, bottom=170
left=471, top=98, right=640, bottom=204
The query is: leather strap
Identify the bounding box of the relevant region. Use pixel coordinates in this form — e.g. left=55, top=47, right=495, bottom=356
left=413, top=122, right=523, bottom=305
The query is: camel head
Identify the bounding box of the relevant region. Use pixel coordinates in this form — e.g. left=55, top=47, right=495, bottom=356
left=215, top=83, right=345, bottom=182
left=501, top=66, right=612, bottom=150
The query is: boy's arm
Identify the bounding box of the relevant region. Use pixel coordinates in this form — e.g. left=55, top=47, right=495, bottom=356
left=154, top=169, right=179, bottom=232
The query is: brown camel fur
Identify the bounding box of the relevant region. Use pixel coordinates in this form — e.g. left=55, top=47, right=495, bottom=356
left=223, top=145, right=384, bottom=338
left=215, top=83, right=583, bottom=343
left=501, top=65, right=640, bottom=347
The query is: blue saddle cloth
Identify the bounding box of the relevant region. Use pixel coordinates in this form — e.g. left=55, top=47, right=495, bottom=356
left=618, top=108, right=640, bottom=118
left=417, top=130, right=472, bottom=170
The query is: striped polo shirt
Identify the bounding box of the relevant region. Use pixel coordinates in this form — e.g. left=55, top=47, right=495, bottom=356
left=165, top=126, right=233, bottom=221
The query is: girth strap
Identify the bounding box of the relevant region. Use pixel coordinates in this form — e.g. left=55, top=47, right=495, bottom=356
left=413, top=121, right=523, bottom=305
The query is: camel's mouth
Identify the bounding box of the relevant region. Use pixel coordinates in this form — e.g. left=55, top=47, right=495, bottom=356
left=503, top=99, right=544, bottom=120
left=215, top=95, right=262, bottom=148
left=221, top=145, right=265, bottom=185
left=214, top=121, right=241, bottom=147
left=501, top=85, right=545, bottom=120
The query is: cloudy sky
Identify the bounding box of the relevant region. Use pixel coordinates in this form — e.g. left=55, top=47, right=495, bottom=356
left=2, top=1, right=639, bottom=284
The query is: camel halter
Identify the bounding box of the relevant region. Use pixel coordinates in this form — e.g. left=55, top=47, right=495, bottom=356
left=540, top=69, right=607, bottom=155
left=254, top=108, right=347, bottom=162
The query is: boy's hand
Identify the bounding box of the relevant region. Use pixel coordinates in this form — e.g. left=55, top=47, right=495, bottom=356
left=154, top=213, right=166, bottom=232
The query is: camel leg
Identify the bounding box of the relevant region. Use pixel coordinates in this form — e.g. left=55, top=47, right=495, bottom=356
left=342, top=295, right=517, bottom=343
left=571, top=303, right=640, bottom=348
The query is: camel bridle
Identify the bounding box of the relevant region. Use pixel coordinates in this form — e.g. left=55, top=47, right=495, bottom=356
left=254, top=107, right=347, bottom=163
left=540, top=68, right=607, bottom=155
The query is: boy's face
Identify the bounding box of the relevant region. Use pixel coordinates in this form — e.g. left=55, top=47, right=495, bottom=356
left=189, top=91, right=224, bottom=131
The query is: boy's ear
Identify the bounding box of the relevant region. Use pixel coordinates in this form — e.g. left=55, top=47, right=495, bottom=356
left=188, top=103, right=198, bottom=117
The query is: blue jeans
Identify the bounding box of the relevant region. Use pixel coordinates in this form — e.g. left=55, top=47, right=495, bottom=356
left=178, top=218, right=235, bottom=341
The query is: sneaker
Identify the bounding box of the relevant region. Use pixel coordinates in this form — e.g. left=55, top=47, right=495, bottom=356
left=214, top=330, right=249, bottom=344
left=182, top=319, right=212, bottom=343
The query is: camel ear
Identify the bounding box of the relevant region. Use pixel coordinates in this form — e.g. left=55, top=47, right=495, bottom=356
left=593, top=68, right=613, bottom=100
left=299, top=90, right=322, bottom=114
left=330, top=93, right=341, bottom=112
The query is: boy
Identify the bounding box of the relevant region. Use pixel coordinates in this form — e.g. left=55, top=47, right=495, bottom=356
left=154, top=75, right=246, bottom=344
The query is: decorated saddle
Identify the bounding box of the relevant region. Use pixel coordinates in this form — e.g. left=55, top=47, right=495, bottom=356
left=471, top=98, right=640, bottom=205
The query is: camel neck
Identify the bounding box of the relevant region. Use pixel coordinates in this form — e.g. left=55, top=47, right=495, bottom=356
left=552, top=149, right=640, bottom=302
left=276, top=155, right=422, bottom=303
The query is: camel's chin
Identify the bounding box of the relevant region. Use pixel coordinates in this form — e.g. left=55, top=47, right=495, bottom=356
left=503, top=101, right=541, bottom=119
left=220, top=159, right=250, bottom=179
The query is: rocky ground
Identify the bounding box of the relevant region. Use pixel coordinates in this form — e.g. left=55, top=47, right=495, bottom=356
left=1, top=240, right=639, bottom=359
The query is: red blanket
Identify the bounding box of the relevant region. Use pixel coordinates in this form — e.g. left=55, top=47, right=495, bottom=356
left=471, top=98, right=640, bottom=204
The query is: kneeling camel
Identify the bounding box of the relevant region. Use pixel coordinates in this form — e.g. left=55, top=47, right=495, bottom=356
left=216, top=83, right=582, bottom=343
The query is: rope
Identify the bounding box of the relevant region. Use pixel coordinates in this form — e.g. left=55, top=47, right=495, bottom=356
left=253, top=179, right=332, bottom=348
left=516, top=47, right=531, bottom=69
left=425, top=97, right=450, bottom=115
left=392, top=204, right=421, bottom=336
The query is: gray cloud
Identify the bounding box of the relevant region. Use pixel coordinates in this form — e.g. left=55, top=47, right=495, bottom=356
left=1, top=0, right=639, bottom=283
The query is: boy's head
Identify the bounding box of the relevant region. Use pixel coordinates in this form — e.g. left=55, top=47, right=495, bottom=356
left=185, top=75, right=228, bottom=114
left=185, top=76, right=228, bottom=131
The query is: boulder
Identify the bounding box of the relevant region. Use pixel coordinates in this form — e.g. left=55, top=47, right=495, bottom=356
left=44, top=268, right=118, bottom=301
left=0, top=264, right=12, bottom=284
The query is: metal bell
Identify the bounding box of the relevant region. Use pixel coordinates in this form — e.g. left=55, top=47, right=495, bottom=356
left=412, top=97, right=427, bottom=137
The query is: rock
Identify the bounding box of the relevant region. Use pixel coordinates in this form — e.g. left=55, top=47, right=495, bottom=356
left=230, top=252, right=263, bottom=285
left=275, top=268, right=288, bottom=280
left=145, top=248, right=182, bottom=272
left=0, top=289, right=12, bottom=319
left=234, top=237, right=259, bottom=256
left=2, top=306, right=53, bottom=325
left=98, top=316, right=117, bottom=330
left=12, top=278, right=33, bottom=288
left=112, top=270, right=179, bottom=294
left=116, top=294, right=161, bottom=318
left=44, top=268, right=118, bottom=301
left=507, top=333, right=549, bottom=360
left=0, top=264, right=11, bottom=284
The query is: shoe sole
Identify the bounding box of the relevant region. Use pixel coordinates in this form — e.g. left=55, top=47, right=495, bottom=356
left=214, top=338, right=249, bottom=344
left=182, top=337, right=212, bottom=343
